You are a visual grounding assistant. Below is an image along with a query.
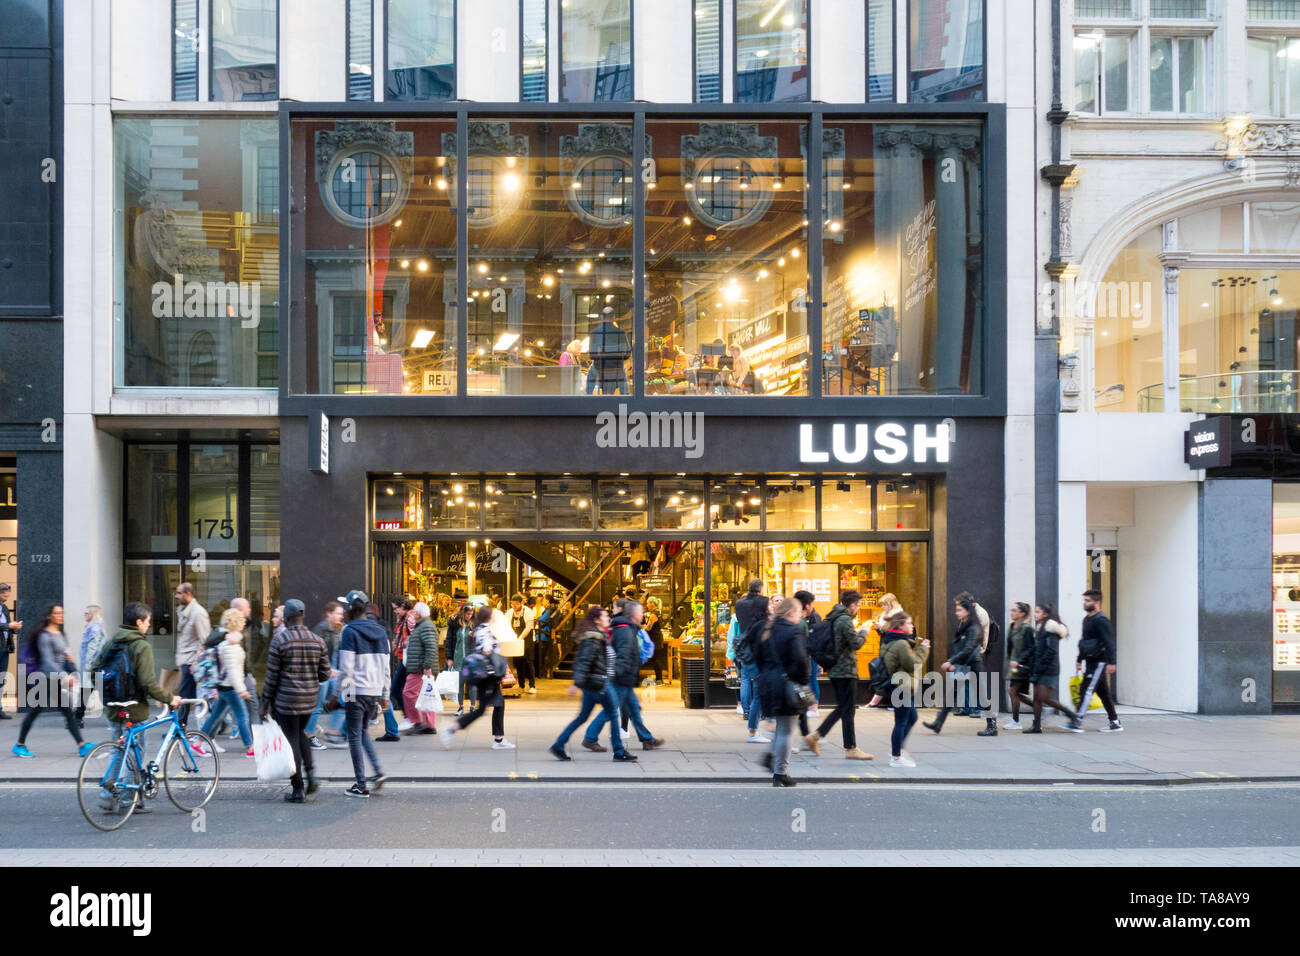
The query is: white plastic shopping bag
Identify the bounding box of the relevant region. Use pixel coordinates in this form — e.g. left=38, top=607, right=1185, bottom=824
left=253, top=717, right=296, bottom=782
left=434, top=669, right=460, bottom=699
left=415, top=675, right=444, bottom=713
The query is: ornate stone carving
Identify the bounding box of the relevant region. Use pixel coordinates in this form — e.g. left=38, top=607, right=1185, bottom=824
left=1216, top=120, right=1300, bottom=155
left=1163, top=263, right=1180, bottom=295
left=1059, top=193, right=1074, bottom=258
left=560, top=122, right=634, bottom=158
left=313, top=121, right=414, bottom=183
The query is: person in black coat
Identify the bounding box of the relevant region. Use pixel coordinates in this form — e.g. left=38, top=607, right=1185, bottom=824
left=754, top=598, right=810, bottom=787
left=924, top=595, right=996, bottom=737
left=584, top=306, right=632, bottom=395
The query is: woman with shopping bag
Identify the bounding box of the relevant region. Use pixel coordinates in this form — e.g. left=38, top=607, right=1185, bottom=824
left=260, top=599, right=331, bottom=802
left=400, top=602, right=441, bottom=736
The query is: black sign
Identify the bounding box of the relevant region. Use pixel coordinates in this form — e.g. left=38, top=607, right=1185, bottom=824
left=1185, top=416, right=1231, bottom=468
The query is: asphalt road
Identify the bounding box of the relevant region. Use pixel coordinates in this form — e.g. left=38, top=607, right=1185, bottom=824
left=1, top=780, right=1297, bottom=852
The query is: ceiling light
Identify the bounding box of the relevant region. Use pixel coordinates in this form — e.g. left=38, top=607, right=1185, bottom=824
left=435, top=177, right=448, bottom=189
left=791, top=248, right=800, bottom=258
left=572, top=179, right=582, bottom=188
left=400, top=259, right=410, bottom=269
left=543, top=274, right=555, bottom=287
left=394, top=219, right=402, bottom=227
left=683, top=216, right=692, bottom=225
left=502, top=172, right=521, bottom=191
left=411, top=329, right=435, bottom=349
left=493, top=332, right=520, bottom=351
left=477, top=262, right=489, bottom=274
left=416, top=260, right=429, bottom=272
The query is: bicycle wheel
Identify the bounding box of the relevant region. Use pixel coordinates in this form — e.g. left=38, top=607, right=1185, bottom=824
left=164, top=730, right=220, bottom=811
left=77, top=741, right=140, bottom=831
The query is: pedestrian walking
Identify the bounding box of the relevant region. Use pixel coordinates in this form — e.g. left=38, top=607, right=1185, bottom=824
left=1002, top=602, right=1035, bottom=730
left=793, top=590, right=822, bottom=719
left=549, top=606, right=626, bottom=760
left=643, top=596, right=665, bottom=684
left=882, top=614, right=928, bottom=767
left=306, top=600, right=344, bottom=748
left=337, top=589, right=391, bottom=797
left=924, top=595, right=996, bottom=737
left=199, top=608, right=255, bottom=757
left=400, top=601, right=440, bottom=735
left=447, top=603, right=475, bottom=715
left=260, top=598, right=331, bottom=802
left=804, top=590, right=872, bottom=760
left=1016, top=604, right=1080, bottom=733
left=12, top=604, right=94, bottom=758
left=583, top=600, right=663, bottom=755
left=0, top=582, right=19, bottom=719
left=173, top=582, right=210, bottom=728
left=953, top=590, right=992, bottom=715
left=389, top=598, right=414, bottom=734
left=534, top=593, right=556, bottom=679
left=755, top=597, right=809, bottom=787
left=76, top=605, right=107, bottom=726
left=441, top=604, right=512, bottom=750
left=733, top=579, right=770, bottom=743
left=1073, top=589, right=1122, bottom=732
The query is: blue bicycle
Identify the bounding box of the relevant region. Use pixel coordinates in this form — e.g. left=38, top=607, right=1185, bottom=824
left=77, top=698, right=221, bottom=831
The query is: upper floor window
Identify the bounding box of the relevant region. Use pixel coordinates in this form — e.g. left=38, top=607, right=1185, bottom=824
left=734, top=0, right=809, bottom=103
left=867, top=0, right=895, bottom=102
left=1248, top=0, right=1300, bottom=17
left=174, top=0, right=200, bottom=100
left=386, top=0, right=456, bottom=101
left=694, top=0, right=722, bottom=103
left=211, top=0, right=278, bottom=101
left=347, top=0, right=374, bottom=101
left=1073, top=0, right=1212, bottom=115
left=560, top=0, right=632, bottom=102
left=521, top=0, right=549, bottom=102
left=1248, top=36, right=1300, bottom=116
left=909, top=0, right=984, bottom=103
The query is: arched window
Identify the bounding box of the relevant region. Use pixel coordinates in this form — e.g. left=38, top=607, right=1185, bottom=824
left=186, top=330, right=219, bottom=386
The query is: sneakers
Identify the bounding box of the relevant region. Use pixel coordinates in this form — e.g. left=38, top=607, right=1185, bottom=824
left=889, top=755, right=917, bottom=768
left=402, top=725, right=436, bottom=736
left=549, top=744, right=572, bottom=761
left=790, top=743, right=801, bottom=754
left=397, top=720, right=415, bottom=732
left=1002, top=720, right=1022, bottom=730
left=526, top=687, right=538, bottom=695
left=375, top=733, right=400, bottom=742
left=747, top=733, right=771, bottom=744
left=581, top=739, right=607, bottom=753
left=245, top=747, right=256, bottom=758
left=491, top=738, right=516, bottom=750
left=344, top=783, right=370, bottom=798
left=308, top=736, right=327, bottom=751
left=1099, top=720, right=1124, bottom=733
left=189, top=740, right=211, bottom=757
left=284, top=791, right=305, bottom=803
left=844, top=748, right=874, bottom=760
left=369, top=774, right=388, bottom=791
left=439, top=725, right=456, bottom=749
left=804, top=731, right=821, bottom=756
left=78, top=741, right=97, bottom=758
left=612, top=751, right=638, bottom=761
left=212, top=740, right=226, bottom=754
left=772, top=774, right=796, bottom=787
left=806, top=707, right=820, bottom=718
left=12, top=744, right=34, bottom=758
left=1061, top=719, right=1084, bottom=733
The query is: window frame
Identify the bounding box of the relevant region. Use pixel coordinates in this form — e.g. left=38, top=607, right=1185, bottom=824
left=383, top=0, right=458, bottom=103
left=732, top=0, right=811, bottom=104
left=346, top=0, right=375, bottom=102
left=557, top=0, right=635, bottom=104
left=1146, top=29, right=1211, bottom=115
left=1247, top=32, right=1300, bottom=116
left=905, top=0, right=987, bottom=104
left=208, top=0, right=280, bottom=103
left=1072, top=28, right=1138, bottom=115
left=519, top=0, right=550, bottom=103
left=693, top=0, right=724, bottom=104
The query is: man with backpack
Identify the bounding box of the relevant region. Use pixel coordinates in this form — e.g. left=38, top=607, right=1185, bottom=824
left=549, top=605, right=624, bottom=760
left=93, top=602, right=182, bottom=813
left=804, top=589, right=872, bottom=760
left=583, top=601, right=663, bottom=754
left=733, top=579, right=770, bottom=743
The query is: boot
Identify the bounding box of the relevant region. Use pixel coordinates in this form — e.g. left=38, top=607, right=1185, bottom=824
left=923, top=710, right=947, bottom=734
left=1023, top=718, right=1042, bottom=734
left=305, top=768, right=320, bottom=795
left=804, top=731, right=822, bottom=756
left=977, top=718, right=998, bottom=737
left=772, top=774, right=797, bottom=788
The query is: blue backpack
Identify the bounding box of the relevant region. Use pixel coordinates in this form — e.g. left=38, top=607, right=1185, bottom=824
left=98, top=642, right=140, bottom=705
left=637, top=628, right=654, bottom=664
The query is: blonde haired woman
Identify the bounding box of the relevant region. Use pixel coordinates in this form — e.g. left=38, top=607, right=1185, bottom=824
left=200, top=608, right=255, bottom=756
left=76, top=605, right=106, bottom=726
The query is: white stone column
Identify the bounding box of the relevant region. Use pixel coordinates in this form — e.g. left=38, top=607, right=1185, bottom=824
left=1057, top=480, right=1088, bottom=691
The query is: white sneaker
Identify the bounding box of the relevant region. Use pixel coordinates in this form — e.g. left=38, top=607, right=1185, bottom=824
left=735, top=703, right=745, bottom=715
left=492, top=738, right=517, bottom=750
left=397, top=720, right=414, bottom=732
left=890, top=755, right=917, bottom=768
left=526, top=687, right=537, bottom=695
left=790, top=744, right=801, bottom=754
left=747, top=733, right=771, bottom=744
left=439, top=725, right=456, bottom=749
left=807, top=708, right=820, bottom=718
left=1002, top=719, right=1022, bottom=730
left=211, top=740, right=226, bottom=754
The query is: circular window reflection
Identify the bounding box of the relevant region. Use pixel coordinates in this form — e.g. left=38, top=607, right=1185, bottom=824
left=322, top=148, right=408, bottom=228
left=568, top=156, right=632, bottom=227
left=689, top=154, right=773, bottom=230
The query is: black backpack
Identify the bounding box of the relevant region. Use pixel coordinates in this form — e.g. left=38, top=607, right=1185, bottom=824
left=733, top=619, right=761, bottom=667
left=866, top=652, right=891, bottom=697
left=807, top=615, right=838, bottom=670
left=98, top=642, right=140, bottom=704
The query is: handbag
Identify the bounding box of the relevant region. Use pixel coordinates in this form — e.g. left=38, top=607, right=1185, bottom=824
left=783, top=677, right=815, bottom=712
left=434, top=669, right=460, bottom=698
left=723, top=665, right=741, bottom=690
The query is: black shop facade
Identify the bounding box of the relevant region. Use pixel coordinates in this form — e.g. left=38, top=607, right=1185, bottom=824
left=279, top=412, right=1006, bottom=708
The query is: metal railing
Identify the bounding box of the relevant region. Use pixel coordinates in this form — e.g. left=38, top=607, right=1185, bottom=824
left=1135, top=371, right=1300, bottom=413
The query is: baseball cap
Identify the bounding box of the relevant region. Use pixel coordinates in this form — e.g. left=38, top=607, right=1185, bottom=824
left=338, top=589, right=369, bottom=609
left=284, top=598, right=306, bottom=617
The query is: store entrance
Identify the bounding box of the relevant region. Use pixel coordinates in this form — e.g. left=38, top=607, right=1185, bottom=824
left=371, top=536, right=930, bottom=709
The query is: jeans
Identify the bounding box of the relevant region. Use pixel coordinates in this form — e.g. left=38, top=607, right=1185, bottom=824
left=177, top=664, right=197, bottom=728
left=275, top=710, right=313, bottom=792
left=808, top=659, right=821, bottom=702
left=742, top=664, right=763, bottom=733
left=955, top=664, right=975, bottom=713
left=769, top=714, right=796, bottom=775
left=382, top=699, right=399, bottom=736
left=202, top=688, right=253, bottom=748
left=345, top=696, right=384, bottom=786
left=816, top=677, right=857, bottom=749
left=891, top=705, right=918, bottom=757
left=587, top=684, right=652, bottom=745
left=305, top=680, right=330, bottom=736
left=553, top=687, right=622, bottom=753
left=100, top=721, right=142, bottom=801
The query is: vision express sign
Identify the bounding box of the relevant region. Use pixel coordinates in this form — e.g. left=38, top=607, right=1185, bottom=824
left=1185, top=416, right=1231, bottom=468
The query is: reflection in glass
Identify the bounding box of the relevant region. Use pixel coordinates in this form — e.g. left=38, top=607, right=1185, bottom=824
left=735, top=0, right=807, bottom=103
left=1273, top=484, right=1300, bottom=703
left=645, top=120, right=810, bottom=396
left=429, top=478, right=479, bottom=529
left=560, top=0, right=632, bottom=102
left=540, top=478, right=595, bottom=530
left=374, top=479, right=424, bottom=530
left=694, top=0, right=721, bottom=103
left=190, top=445, right=239, bottom=553
left=126, top=446, right=179, bottom=553
left=598, top=479, right=648, bottom=530
left=654, top=479, right=705, bottom=530
left=867, top=0, right=894, bottom=102
left=822, top=122, right=983, bottom=396
left=249, top=445, right=280, bottom=551
left=347, top=0, right=374, bottom=100
left=764, top=478, right=815, bottom=531
left=174, top=0, right=199, bottom=100
left=386, top=0, right=455, bottom=101
left=484, top=478, right=539, bottom=530
left=211, top=0, right=277, bottom=101
left=1093, top=226, right=1162, bottom=412
left=293, top=119, right=457, bottom=394
left=876, top=479, right=928, bottom=530
left=461, top=119, right=633, bottom=395
left=908, top=0, right=984, bottom=103
left=521, top=0, right=548, bottom=102
left=124, top=562, right=183, bottom=666
left=709, top=477, right=762, bottom=529
left=116, top=117, right=279, bottom=388
left=820, top=478, right=872, bottom=530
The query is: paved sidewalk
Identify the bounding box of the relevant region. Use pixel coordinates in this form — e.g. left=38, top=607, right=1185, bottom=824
left=2, top=699, right=1298, bottom=784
